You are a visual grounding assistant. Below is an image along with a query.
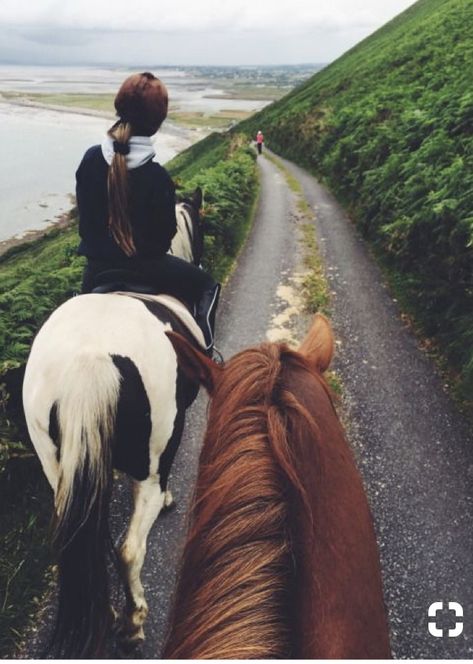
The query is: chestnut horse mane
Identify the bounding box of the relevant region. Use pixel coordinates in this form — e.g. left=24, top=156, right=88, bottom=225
left=163, top=341, right=334, bottom=659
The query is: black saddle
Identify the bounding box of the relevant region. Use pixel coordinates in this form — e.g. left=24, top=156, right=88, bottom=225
left=91, top=269, right=158, bottom=295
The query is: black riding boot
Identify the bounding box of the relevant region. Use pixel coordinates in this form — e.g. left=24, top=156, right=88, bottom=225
left=195, top=283, right=221, bottom=356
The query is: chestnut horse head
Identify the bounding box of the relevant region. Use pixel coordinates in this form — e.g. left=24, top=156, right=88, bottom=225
left=164, top=314, right=391, bottom=659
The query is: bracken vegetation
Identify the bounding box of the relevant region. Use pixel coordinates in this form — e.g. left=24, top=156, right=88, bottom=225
left=240, top=0, right=473, bottom=401
left=0, top=133, right=256, bottom=656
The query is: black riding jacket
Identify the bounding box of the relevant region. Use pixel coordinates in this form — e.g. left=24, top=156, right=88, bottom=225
left=76, top=145, right=177, bottom=261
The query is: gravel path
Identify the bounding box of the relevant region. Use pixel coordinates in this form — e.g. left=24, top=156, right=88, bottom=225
left=25, top=151, right=473, bottom=659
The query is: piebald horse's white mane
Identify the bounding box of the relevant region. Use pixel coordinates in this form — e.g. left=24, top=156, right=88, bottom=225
left=169, top=204, right=196, bottom=264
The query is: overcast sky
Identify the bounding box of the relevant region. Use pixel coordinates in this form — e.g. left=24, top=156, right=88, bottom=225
left=0, top=0, right=417, bottom=66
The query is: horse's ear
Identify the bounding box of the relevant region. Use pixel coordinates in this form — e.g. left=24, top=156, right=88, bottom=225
left=166, top=331, right=220, bottom=393
left=192, top=187, right=203, bottom=211
left=298, top=313, right=334, bottom=373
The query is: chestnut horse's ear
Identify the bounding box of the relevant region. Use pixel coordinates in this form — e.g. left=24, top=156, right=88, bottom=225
left=298, top=313, right=334, bottom=373
left=166, top=331, right=221, bottom=393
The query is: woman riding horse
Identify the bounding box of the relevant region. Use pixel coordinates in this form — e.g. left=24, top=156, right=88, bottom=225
left=77, top=71, right=220, bottom=353
left=23, top=192, right=207, bottom=657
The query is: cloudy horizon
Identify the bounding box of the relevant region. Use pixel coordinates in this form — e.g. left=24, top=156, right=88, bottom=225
left=0, top=0, right=417, bottom=67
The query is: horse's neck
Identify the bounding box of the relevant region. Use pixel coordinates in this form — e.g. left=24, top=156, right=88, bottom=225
left=284, top=369, right=390, bottom=658
left=165, top=364, right=390, bottom=659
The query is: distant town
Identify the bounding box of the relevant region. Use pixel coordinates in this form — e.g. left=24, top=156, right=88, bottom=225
left=148, top=63, right=327, bottom=97
left=177, top=63, right=326, bottom=87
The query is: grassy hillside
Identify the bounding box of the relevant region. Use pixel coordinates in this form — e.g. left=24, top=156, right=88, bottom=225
left=240, top=0, right=473, bottom=399
left=0, top=132, right=256, bottom=656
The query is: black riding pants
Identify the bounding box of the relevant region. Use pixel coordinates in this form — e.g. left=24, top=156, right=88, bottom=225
left=81, top=255, right=216, bottom=306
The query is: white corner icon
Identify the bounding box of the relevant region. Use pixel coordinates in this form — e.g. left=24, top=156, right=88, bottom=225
left=428, top=602, right=463, bottom=638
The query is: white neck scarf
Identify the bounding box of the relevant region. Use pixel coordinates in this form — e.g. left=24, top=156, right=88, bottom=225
left=101, top=135, right=156, bottom=170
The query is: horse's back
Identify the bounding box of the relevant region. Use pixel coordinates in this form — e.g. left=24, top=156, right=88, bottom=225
left=25, top=293, right=189, bottom=380
left=31, top=293, right=166, bottom=354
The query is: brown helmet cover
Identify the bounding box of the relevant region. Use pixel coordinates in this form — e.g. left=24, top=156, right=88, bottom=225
left=114, top=72, right=168, bottom=136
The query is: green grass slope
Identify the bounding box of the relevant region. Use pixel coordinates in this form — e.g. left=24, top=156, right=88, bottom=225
left=240, top=0, right=473, bottom=399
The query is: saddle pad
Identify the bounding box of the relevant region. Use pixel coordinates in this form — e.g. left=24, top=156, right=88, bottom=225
left=115, top=292, right=205, bottom=349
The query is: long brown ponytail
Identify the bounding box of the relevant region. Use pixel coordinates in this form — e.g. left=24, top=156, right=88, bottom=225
left=107, top=120, right=136, bottom=257
left=107, top=72, right=168, bottom=257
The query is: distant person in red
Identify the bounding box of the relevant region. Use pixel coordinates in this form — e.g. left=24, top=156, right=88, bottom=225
left=256, top=130, right=264, bottom=154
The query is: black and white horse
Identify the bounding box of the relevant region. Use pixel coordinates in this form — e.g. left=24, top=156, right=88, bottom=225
left=22, top=189, right=205, bottom=657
